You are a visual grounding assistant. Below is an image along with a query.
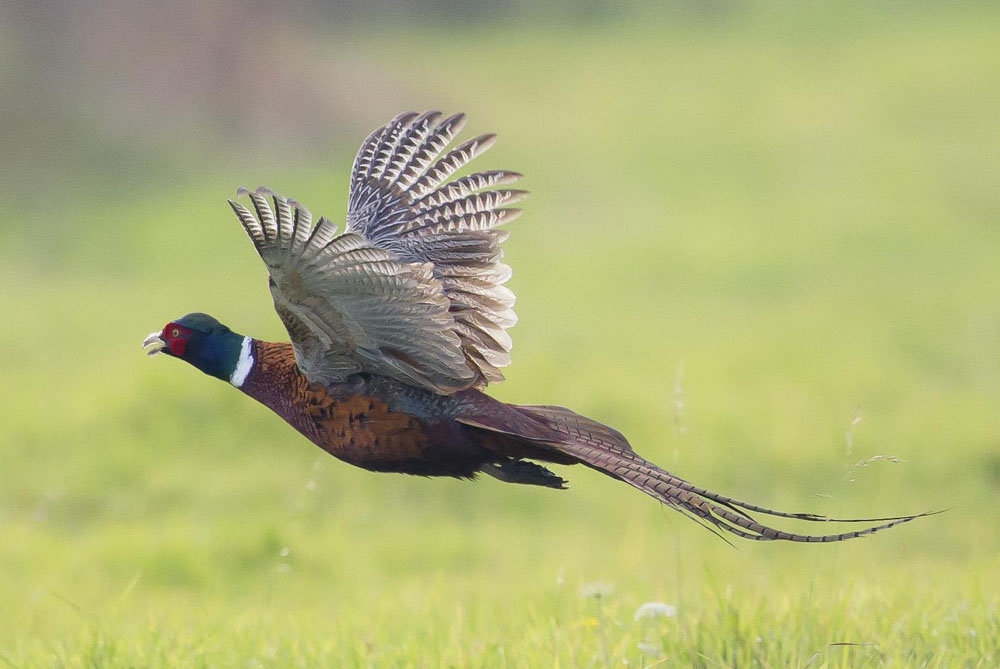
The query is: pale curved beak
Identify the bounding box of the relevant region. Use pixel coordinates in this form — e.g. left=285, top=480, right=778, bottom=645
left=143, top=331, right=166, bottom=356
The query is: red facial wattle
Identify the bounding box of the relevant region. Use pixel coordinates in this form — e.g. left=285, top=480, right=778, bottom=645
left=162, top=323, right=190, bottom=356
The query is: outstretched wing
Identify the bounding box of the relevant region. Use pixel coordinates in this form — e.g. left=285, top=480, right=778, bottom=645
left=229, top=188, right=477, bottom=393
left=345, top=111, right=527, bottom=387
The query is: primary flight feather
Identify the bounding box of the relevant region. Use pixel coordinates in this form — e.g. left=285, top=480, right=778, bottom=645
left=144, top=111, right=930, bottom=543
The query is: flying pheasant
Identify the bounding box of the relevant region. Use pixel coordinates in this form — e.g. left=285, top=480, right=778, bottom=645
left=144, top=111, right=927, bottom=542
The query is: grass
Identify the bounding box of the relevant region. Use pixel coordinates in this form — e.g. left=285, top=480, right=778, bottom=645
left=2, top=3, right=999, bottom=666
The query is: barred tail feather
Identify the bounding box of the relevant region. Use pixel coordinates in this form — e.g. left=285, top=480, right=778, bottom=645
left=571, top=441, right=932, bottom=542
left=516, top=404, right=932, bottom=543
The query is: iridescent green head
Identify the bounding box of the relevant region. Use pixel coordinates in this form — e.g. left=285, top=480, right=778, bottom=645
left=143, top=313, right=251, bottom=385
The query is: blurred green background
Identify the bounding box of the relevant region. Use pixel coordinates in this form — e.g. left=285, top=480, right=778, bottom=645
left=2, top=1, right=999, bottom=666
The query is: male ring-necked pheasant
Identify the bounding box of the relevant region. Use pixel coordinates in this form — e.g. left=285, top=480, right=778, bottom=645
left=145, top=111, right=928, bottom=543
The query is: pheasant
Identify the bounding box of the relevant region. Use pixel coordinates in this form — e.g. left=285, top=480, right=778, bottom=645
left=144, top=111, right=928, bottom=543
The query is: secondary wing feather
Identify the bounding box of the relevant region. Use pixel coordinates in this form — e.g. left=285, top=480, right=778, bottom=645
left=229, top=189, right=476, bottom=392
left=345, top=111, right=524, bottom=388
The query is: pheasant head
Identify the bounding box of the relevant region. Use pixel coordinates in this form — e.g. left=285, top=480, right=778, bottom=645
left=143, top=313, right=251, bottom=386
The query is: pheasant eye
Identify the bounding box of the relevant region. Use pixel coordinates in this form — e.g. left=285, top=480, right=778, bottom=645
left=171, top=328, right=181, bottom=338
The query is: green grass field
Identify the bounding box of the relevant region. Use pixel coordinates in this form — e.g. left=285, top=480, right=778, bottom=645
left=2, top=4, right=999, bottom=666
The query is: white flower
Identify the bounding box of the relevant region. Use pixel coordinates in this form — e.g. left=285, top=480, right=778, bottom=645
left=637, top=642, right=661, bottom=656
left=634, top=602, right=676, bottom=621
left=579, top=582, right=614, bottom=599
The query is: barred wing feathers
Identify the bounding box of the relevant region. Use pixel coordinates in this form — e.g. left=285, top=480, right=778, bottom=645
left=346, top=111, right=526, bottom=387
left=229, top=188, right=476, bottom=393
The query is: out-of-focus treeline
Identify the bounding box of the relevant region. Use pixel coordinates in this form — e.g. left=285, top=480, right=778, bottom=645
left=3, top=0, right=703, bottom=206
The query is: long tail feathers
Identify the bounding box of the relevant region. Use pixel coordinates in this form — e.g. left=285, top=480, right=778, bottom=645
left=568, top=441, right=937, bottom=542
left=514, top=404, right=935, bottom=543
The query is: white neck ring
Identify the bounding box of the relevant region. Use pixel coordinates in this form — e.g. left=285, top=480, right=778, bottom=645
left=229, top=337, right=254, bottom=387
